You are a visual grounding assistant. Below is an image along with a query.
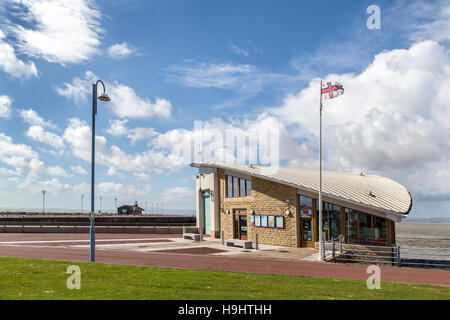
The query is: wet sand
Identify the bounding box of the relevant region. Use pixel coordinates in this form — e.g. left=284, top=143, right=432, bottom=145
left=396, top=222, right=450, bottom=249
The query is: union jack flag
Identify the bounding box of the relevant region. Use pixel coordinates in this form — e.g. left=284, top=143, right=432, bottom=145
left=321, top=81, right=344, bottom=100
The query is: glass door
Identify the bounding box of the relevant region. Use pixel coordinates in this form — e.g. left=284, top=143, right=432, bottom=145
left=233, top=209, right=247, bottom=240
left=301, top=218, right=313, bottom=244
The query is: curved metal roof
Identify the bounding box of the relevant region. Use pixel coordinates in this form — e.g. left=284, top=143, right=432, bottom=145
left=191, top=163, right=412, bottom=216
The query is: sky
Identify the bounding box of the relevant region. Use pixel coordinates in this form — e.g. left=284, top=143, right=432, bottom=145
left=0, top=0, right=449, bottom=217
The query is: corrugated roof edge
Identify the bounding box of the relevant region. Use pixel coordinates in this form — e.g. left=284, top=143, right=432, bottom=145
left=190, top=162, right=413, bottom=217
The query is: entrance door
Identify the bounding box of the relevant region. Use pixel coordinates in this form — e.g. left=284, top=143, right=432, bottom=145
left=233, top=209, right=247, bottom=240
left=202, top=192, right=211, bottom=235
left=301, top=217, right=313, bottom=247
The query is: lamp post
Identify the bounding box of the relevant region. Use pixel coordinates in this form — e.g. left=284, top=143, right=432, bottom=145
left=41, top=190, right=46, bottom=214
left=114, top=197, right=117, bottom=214
left=90, top=80, right=111, bottom=263
left=81, top=194, right=84, bottom=214
left=99, top=196, right=102, bottom=213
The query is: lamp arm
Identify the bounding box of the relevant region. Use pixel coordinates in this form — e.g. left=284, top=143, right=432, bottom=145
left=95, top=80, right=106, bottom=94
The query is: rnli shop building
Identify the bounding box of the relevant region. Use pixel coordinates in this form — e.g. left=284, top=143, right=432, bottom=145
left=192, top=163, right=412, bottom=248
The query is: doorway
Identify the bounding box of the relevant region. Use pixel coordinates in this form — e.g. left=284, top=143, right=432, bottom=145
left=233, top=209, right=247, bottom=240
left=301, top=217, right=313, bottom=247
left=202, top=191, right=211, bottom=235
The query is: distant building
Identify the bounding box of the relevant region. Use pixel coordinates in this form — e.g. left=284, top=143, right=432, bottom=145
left=117, top=201, right=144, bottom=215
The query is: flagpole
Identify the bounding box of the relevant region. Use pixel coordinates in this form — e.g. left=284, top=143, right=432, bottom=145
left=318, top=80, right=323, bottom=260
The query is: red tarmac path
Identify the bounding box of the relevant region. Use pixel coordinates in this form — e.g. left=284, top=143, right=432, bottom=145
left=0, top=233, right=449, bottom=287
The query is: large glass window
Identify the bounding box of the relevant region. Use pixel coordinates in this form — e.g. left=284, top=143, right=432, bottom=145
left=346, top=209, right=359, bottom=243
left=359, top=212, right=373, bottom=245
left=373, top=216, right=387, bottom=245
left=329, top=204, right=341, bottom=239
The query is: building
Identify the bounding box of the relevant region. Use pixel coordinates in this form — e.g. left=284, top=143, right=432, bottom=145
left=117, top=201, right=144, bottom=215
left=191, top=163, right=412, bottom=247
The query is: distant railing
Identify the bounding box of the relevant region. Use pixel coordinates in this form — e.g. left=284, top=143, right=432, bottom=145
left=322, top=236, right=450, bottom=269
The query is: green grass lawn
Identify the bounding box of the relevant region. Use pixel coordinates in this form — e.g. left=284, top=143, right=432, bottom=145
left=0, top=257, right=448, bottom=300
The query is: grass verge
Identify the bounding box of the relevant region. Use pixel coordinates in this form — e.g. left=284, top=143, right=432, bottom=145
left=0, top=257, right=448, bottom=300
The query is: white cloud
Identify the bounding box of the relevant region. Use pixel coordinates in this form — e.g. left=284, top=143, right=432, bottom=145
left=0, top=29, right=38, bottom=79
left=228, top=40, right=263, bottom=57
left=107, top=42, right=138, bottom=60
left=106, top=119, right=157, bottom=144
left=56, top=71, right=172, bottom=118
left=47, top=165, right=70, bottom=177
left=110, top=84, right=172, bottom=119
left=166, top=62, right=258, bottom=89
left=19, top=108, right=57, bottom=128
left=0, top=132, right=37, bottom=159
left=63, top=118, right=158, bottom=173
left=165, top=61, right=301, bottom=109
left=133, top=172, right=150, bottom=181
left=106, top=119, right=128, bottom=136
left=54, top=70, right=96, bottom=105
left=162, top=186, right=195, bottom=206
left=25, top=125, right=64, bottom=149
left=270, top=40, right=450, bottom=201
left=127, top=127, right=157, bottom=144
left=97, top=182, right=148, bottom=198
left=406, top=0, right=450, bottom=43
left=0, top=95, right=12, bottom=118
left=5, top=0, right=102, bottom=64
left=71, top=165, right=88, bottom=175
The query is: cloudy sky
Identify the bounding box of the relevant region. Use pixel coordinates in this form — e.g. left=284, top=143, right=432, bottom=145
left=0, top=0, right=449, bottom=217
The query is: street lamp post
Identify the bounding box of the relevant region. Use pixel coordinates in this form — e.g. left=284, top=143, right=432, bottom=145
left=41, top=190, right=46, bottom=214
left=114, top=197, right=117, bottom=214
left=90, top=80, right=111, bottom=263
left=81, top=194, right=84, bottom=214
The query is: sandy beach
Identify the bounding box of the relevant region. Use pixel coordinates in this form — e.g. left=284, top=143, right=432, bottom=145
left=396, top=222, right=450, bottom=249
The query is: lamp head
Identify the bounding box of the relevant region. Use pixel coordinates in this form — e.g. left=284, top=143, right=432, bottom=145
left=97, top=92, right=111, bottom=102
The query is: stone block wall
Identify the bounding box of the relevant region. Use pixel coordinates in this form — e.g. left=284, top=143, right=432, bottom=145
left=218, top=169, right=299, bottom=247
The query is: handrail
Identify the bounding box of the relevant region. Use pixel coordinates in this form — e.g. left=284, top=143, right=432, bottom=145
left=321, top=235, right=450, bottom=269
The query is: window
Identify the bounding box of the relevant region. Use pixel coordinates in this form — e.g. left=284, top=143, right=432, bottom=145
left=300, top=195, right=313, bottom=209
left=226, top=175, right=252, bottom=198
left=329, top=204, right=341, bottom=239
left=359, top=212, right=373, bottom=245
left=346, top=209, right=359, bottom=243
left=240, top=179, right=246, bottom=197
left=233, top=177, right=239, bottom=197
left=246, top=180, right=252, bottom=197
left=373, top=216, right=387, bottom=245
left=227, top=176, right=233, bottom=197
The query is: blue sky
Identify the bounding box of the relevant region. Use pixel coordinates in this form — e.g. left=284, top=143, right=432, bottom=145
left=0, top=0, right=449, bottom=217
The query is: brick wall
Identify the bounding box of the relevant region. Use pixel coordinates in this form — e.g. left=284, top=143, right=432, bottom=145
left=218, top=169, right=299, bottom=247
